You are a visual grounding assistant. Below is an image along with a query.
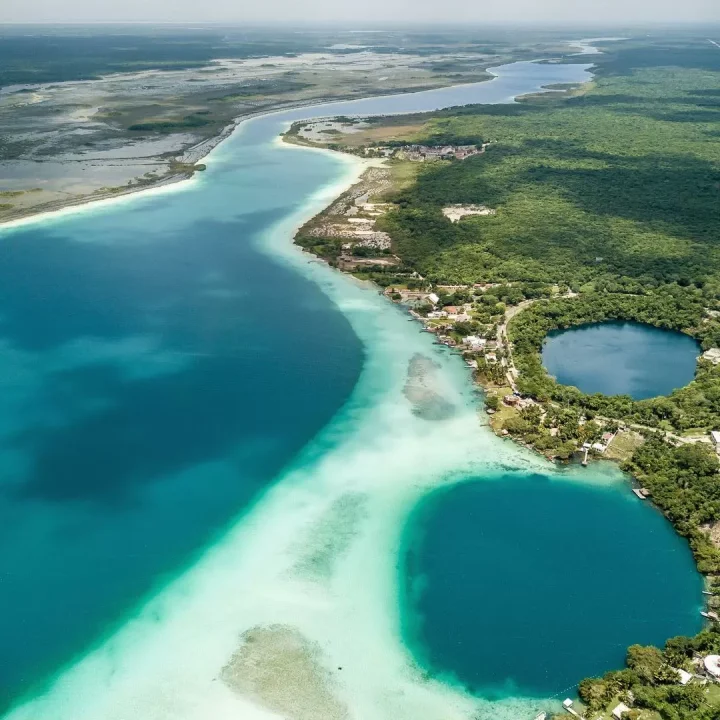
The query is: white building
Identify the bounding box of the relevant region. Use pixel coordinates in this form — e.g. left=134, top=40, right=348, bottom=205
left=612, top=702, right=630, bottom=720
left=427, top=293, right=439, bottom=306
left=704, top=655, right=720, bottom=679
left=463, top=336, right=486, bottom=349
left=711, top=430, right=720, bottom=447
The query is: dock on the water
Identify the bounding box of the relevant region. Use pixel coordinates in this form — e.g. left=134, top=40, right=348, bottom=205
left=632, top=488, right=650, bottom=499
left=562, top=699, right=586, bottom=719
left=581, top=442, right=591, bottom=466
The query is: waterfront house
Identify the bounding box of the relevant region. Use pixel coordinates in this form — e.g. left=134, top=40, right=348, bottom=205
left=442, top=306, right=459, bottom=314
left=711, top=430, right=720, bottom=448
left=463, top=336, right=486, bottom=349
left=428, top=293, right=440, bottom=306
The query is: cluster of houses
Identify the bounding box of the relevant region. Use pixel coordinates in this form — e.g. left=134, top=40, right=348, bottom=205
left=427, top=304, right=472, bottom=322
left=398, top=290, right=506, bottom=361
left=582, top=431, right=616, bottom=455
left=559, top=653, right=720, bottom=720
left=363, top=143, right=486, bottom=162
left=502, top=392, right=535, bottom=410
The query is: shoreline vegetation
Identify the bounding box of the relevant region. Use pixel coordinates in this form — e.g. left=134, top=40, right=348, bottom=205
left=285, top=32, right=720, bottom=720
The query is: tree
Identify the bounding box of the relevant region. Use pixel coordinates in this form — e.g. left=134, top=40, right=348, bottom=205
left=627, top=644, right=665, bottom=684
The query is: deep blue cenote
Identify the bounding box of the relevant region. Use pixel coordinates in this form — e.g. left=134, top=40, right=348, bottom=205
left=403, top=475, right=702, bottom=698
left=542, top=321, right=701, bottom=399
left=0, top=58, right=703, bottom=711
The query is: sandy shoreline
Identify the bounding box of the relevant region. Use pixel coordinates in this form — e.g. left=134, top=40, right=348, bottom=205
left=0, top=33, right=607, bottom=235
left=0, top=41, right=600, bottom=235
left=0, top=78, right=487, bottom=233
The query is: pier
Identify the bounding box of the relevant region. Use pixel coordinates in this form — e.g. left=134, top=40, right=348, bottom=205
left=562, top=699, right=587, bottom=719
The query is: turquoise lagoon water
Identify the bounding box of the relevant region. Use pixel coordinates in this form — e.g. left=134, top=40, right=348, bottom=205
left=542, top=321, right=700, bottom=399
left=0, top=56, right=703, bottom=718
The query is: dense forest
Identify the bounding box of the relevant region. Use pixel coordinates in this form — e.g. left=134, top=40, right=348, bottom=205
left=378, top=37, right=720, bottom=292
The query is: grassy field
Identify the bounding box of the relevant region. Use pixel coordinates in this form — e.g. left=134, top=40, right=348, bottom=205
left=603, top=430, right=644, bottom=462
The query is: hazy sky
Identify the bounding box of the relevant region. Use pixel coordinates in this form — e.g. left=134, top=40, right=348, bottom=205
left=1, top=0, right=719, bottom=24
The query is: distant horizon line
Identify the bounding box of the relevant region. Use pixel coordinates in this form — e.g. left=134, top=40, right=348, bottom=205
left=0, top=19, right=719, bottom=27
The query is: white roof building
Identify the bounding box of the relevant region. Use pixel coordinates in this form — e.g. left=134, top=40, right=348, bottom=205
left=704, top=655, right=720, bottom=678
left=676, top=668, right=694, bottom=685
left=427, top=293, right=439, bottom=306
left=612, top=702, right=631, bottom=719
left=711, top=430, right=720, bottom=446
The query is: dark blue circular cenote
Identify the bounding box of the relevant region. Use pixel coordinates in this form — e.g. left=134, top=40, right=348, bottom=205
left=402, top=474, right=702, bottom=699
left=541, top=321, right=700, bottom=399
